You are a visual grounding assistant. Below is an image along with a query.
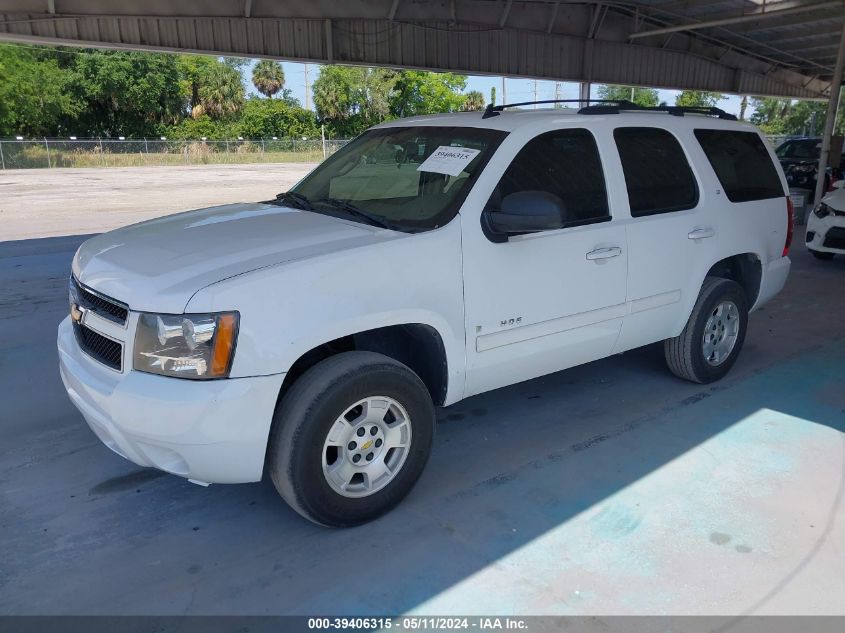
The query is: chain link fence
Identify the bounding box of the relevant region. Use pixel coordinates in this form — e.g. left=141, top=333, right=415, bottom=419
left=0, top=138, right=349, bottom=169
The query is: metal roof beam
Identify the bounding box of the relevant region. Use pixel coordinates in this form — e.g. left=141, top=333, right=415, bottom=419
left=629, top=1, right=844, bottom=40
left=779, top=42, right=840, bottom=53
left=499, top=0, right=513, bottom=28
left=740, top=15, right=845, bottom=36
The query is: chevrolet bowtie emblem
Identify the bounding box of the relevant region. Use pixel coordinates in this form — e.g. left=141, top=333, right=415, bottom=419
left=70, top=303, right=84, bottom=323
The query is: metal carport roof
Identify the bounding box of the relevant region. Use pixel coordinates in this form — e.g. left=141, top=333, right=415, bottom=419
left=0, top=0, right=844, bottom=100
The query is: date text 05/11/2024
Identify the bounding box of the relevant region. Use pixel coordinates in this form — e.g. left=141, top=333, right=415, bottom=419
left=307, top=617, right=529, bottom=630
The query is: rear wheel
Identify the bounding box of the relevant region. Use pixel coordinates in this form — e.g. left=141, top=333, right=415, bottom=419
left=267, top=351, right=435, bottom=527
left=664, top=277, right=748, bottom=384
left=811, top=249, right=835, bottom=260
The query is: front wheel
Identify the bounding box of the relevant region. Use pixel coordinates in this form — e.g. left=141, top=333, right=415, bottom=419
left=664, top=277, right=748, bottom=384
left=267, top=351, right=435, bottom=527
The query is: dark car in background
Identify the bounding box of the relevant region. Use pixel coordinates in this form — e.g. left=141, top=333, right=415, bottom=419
left=776, top=137, right=844, bottom=223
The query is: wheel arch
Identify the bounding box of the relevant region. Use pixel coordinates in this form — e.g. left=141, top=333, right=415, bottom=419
left=703, top=252, right=763, bottom=308
left=278, top=323, right=451, bottom=408
left=670, top=252, right=763, bottom=338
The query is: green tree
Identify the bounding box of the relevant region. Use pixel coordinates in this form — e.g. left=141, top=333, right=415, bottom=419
left=166, top=114, right=236, bottom=140
left=68, top=49, right=183, bottom=136
left=596, top=84, right=659, bottom=107
left=389, top=71, right=468, bottom=117
left=236, top=98, right=319, bottom=139
left=749, top=97, right=791, bottom=135
left=198, top=62, right=245, bottom=119
left=177, top=55, right=218, bottom=118
left=675, top=91, right=725, bottom=108
left=313, top=66, right=397, bottom=137
left=463, top=90, right=485, bottom=111
left=252, top=60, right=285, bottom=99
left=0, top=44, right=82, bottom=136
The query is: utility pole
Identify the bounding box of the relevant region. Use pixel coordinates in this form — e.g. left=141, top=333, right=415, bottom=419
left=304, top=63, right=311, bottom=110
left=502, top=77, right=507, bottom=105
left=554, top=82, right=561, bottom=107
left=814, top=22, right=845, bottom=209
left=533, top=79, right=538, bottom=108
left=579, top=81, right=590, bottom=106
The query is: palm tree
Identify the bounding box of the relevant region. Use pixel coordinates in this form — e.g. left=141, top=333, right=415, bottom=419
left=252, top=60, right=285, bottom=99
left=199, top=64, right=245, bottom=118
left=463, top=90, right=485, bottom=111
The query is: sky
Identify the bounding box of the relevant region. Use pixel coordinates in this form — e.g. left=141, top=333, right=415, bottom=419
left=248, top=60, right=745, bottom=117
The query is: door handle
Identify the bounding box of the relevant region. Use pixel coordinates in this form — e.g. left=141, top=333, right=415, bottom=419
left=586, top=246, right=622, bottom=261
left=688, top=227, right=715, bottom=240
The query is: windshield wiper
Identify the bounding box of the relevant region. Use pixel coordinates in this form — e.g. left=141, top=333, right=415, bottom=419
left=269, top=191, right=314, bottom=210
left=314, top=198, right=394, bottom=230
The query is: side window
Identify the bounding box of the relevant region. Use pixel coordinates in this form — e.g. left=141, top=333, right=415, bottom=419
left=614, top=127, right=698, bottom=217
left=694, top=129, right=785, bottom=202
left=489, top=128, right=610, bottom=227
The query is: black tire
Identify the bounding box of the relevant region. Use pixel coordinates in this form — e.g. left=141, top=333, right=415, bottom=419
left=664, top=277, right=748, bottom=384
left=267, top=351, right=435, bottom=527
left=811, top=249, right=835, bottom=260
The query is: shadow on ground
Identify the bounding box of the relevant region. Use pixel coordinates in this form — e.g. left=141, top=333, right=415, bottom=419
left=1, top=234, right=844, bottom=615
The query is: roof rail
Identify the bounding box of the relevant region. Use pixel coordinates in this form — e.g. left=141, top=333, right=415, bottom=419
left=578, top=103, right=738, bottom=120
left=481, top=99, right=636, bottom=119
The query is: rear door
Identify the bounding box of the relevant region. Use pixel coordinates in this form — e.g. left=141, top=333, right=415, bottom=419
left=611, top=126, right=713, bottom=352
left=461, top=127, right=628, bottom=397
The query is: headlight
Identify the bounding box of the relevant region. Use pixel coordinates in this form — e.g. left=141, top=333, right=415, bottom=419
left=815, top=203, right=832, bottom=218
left=134, top=312, right=239, bottom=379
left=792, top=164, right=817, bottom=173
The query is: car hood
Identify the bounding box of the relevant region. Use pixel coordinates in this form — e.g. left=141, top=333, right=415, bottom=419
left=821, top=187, right=845, bottom=210
left=73, top=202, right=401, bottom=313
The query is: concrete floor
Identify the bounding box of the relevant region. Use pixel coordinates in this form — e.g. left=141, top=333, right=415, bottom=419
left=1, top=234, right=844, bottom=615
left=0, top=164, right=314, bottom=241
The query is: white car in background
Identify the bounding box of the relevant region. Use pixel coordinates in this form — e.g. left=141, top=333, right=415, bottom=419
left=807, top=182, right=845, bottom=259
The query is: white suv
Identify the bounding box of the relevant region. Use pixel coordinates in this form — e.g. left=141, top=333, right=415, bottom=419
left=59, top=103, right=792, bottom=526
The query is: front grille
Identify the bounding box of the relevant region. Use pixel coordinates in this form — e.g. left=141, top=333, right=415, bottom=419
left=73, top=321, right=123, bottom=371
left=71, top=277, right=128, bottom=326
left=823, top=227, right=845, bottom=250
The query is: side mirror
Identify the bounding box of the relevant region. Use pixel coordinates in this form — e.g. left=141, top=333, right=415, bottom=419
left=482, top=191, right=565, bottom=242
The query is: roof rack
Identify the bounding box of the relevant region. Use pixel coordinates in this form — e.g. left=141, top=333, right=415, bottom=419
left=578, top=103, right=738, bottom=120
left=481, top=99, right=636, bottom=119
left=480, top=99, right=737, bottom=121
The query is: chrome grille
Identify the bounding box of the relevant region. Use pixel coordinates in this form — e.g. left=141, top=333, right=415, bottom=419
left=70, top=276, right=128, bottom=326
left=72, top=321, right=123, bottom=371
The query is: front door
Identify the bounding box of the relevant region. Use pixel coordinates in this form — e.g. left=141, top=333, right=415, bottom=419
left=462, top=127, right=628, bottom=398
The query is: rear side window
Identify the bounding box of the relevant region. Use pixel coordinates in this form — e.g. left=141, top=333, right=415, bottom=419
left=694, top=129, right=785, bottom=203
left=614, top=127, right=698, bottom=217
left=490, top=128, right=609, bottom=226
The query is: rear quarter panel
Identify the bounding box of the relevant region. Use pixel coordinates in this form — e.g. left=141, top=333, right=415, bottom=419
left=666, top=123, right=789, bottom=335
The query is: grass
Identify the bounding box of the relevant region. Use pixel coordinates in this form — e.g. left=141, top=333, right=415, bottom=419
left=0, top=143, right=340, bottom=169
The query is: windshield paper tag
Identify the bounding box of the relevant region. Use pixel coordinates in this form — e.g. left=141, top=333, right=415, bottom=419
left=417, top=146, right=481, bottom=177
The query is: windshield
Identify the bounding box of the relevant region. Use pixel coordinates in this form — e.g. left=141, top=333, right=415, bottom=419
left=287, top=126, right=507, bottom=232
left=776, top=139, right=821, bottom=160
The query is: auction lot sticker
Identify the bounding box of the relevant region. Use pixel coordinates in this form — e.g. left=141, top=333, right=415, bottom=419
left=417, top=146, right=481, bottom=177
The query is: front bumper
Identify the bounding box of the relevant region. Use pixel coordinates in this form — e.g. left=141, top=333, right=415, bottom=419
left=58, top=316, right=284, bottom=484
left=806, top=212, right=845, bottom=254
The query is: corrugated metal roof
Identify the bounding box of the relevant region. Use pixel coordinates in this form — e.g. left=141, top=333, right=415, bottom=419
left=0, top=0, right=841, bottom=99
